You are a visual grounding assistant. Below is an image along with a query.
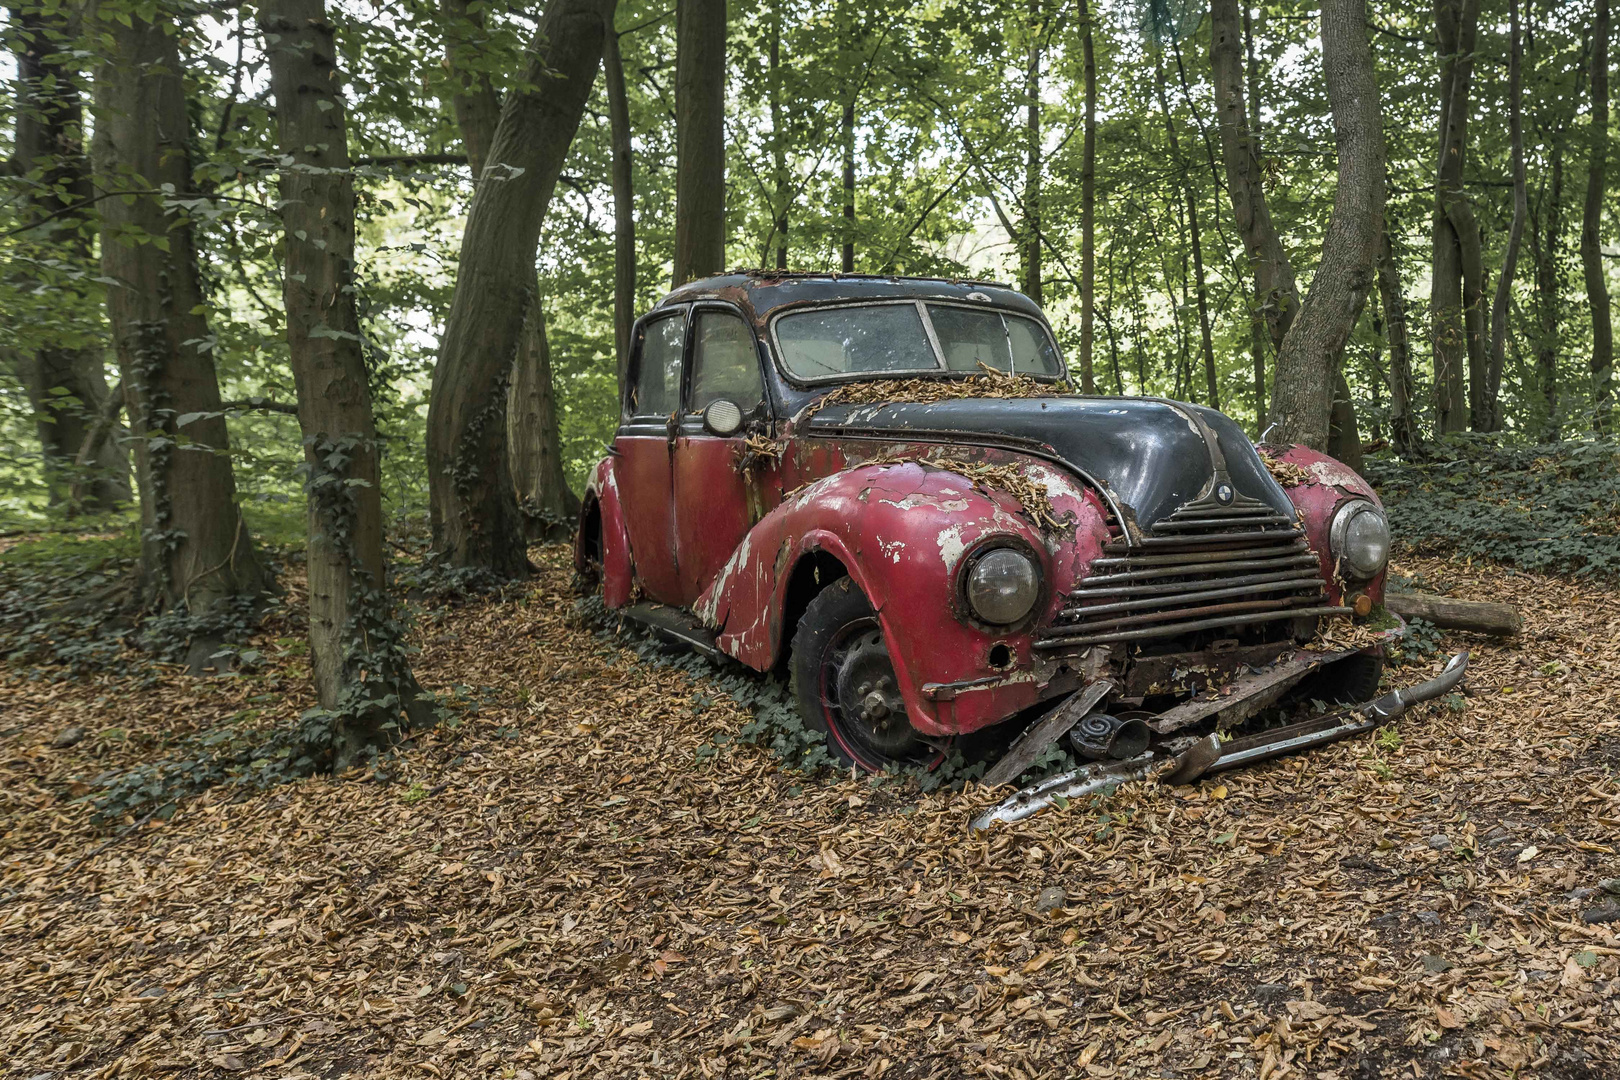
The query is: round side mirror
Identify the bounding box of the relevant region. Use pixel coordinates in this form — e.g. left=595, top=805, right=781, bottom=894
left=703, top=398, right=744, bottom=436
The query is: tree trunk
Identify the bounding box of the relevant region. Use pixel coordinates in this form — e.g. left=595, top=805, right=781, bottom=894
left=1268, top=0, right=1384, bottom=450
left=841, top=101, right=855, bottom=273
left=1530, top=139, right=1564, bottom=438
left=1078, top=0, right=1097, bottom=393
left=1378, top=222, right=1421, bottom=456
left=1243, top=1, right=1267, bottom=427
left=427, top=0, right=614, bottom=577
left=1153, top=58, right=1217, bottom=408
left=442, top=0, right=502, bottom=178
left=770, top=0, right=789, bottom=269
left=673, top=0, right=726, bottom=286
left=1023, top=0, right=1042, bottom=305
left=261, top=0, right=430, bottom=768
left=508, top=298, right=579, bottom=538
left=8, top=2, right=129, bottom=511
left=1211, top=0, right=1300, bottom=354
left=605, top=18, right=636, bottom=385
left=1431, top=0, right=1478, bottom=435
left=1385, top=591, right=1521, bottom=636
left=1584, top=0, right=1613, bottom=430
left=1483, top=0, right=1527, bottom=433
left=1327, top=368, right=1364, bottom=473
left=90, top=2, right=267, bottom=617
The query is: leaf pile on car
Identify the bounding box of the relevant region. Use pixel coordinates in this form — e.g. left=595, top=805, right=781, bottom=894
left=2, top=543, right=1618, bottom=1078
left=798, top=365, right=1063, bottom=422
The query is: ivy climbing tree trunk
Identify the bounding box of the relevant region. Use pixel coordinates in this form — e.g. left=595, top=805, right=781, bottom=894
left=261, top=0, right=431, bottom=769
left=1268, top=0, right=1384, bottom=451
left=1584, top=0, right=1613, bottom=431
left=605, top=16, right=636, bottom=383
left=1022, top=0, right=1042, bottom=306
left=427, top=0, right=614, bottom=578
left=673, top=0, right=726, bottom=286
left=90, top=1, right=268, bottom=626
left=508, top=302, right=579, bottom=538
left=7, top=2, right=129, bottom=511
left=1431, top=0, right=1480, bottom=434
left=1078, top=0, right=1097, bottom=393
left=1483, top=0, right=1528, bottom=433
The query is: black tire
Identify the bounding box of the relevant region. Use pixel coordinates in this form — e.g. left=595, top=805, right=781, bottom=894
left=789, top=578, right=944, bottom=773
left=1298, top=651, right=1384, bottom=707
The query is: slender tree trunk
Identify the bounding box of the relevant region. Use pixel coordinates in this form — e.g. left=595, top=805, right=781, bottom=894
left=605, top=19, right=636, bottom=385
left=1023, top=0, right=1042, bottom=305
left=1584, top=0, right=1613, bottom=430
left=1328, top=369, right=1364, bottom=472
left=90, top=1, right=267, bottom=620
left=1378, top=222, right=1421, bottom=456
left=1531, top=139, right=1564, bottom=438
left=508, top=299, right=579, bottom=537
left=1432, top=0, right=1478, bottom=434
left=1268, top=0, right=1384, bottom=450
left=7, top=3, right=129, bottom=510
left=770, top=0, right=789, bottom=269
left=1243, top=1, right=1268, bottom=430
left=1078, top=0, right=1097, bottom=392
left=261, top=0, right=430, bottom=767
left=841, top=102, right=855, bottom=273
left=673, top=0, right=726, bottom=285
left=1211, top=0, right=1300, bottom=356
left=1483, top=0, right=1528, bottom=433
left=427, top=0, right=614, bottom=577
left=1153, top=58, right=1217, bottom=407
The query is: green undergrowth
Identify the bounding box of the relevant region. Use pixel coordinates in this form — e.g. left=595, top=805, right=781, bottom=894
left=1365, top=434, right=1620, bottom=577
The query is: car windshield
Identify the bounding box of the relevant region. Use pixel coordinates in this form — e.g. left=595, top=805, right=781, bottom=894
left=773, top=301, right=1064, bottom=382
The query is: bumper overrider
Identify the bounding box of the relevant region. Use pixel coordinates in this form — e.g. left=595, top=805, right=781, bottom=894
left=969, top=651, right=1469, bottom=833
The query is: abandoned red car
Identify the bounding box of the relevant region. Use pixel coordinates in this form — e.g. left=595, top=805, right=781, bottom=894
left=576, top=271, right=1465, bottom=799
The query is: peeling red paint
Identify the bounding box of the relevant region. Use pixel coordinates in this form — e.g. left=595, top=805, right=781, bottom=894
left=1266, top=443, right=1387, bottom=607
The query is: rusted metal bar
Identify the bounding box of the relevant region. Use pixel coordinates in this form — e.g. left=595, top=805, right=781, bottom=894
left=1063, top=566, right=1325, bottom=601
left=980, top=679, right=1115, bottom=788
left=1078, top=551, right=1319, bottom=586
left=1106, top=528, right=1303, bottom=553
left=1147, top=648, right=1352, bottom=734
left=1055, top=594, right=1318, bottom=635
left=1089, top=539, right=1309, bottom=570
left=1058, top=574, right=1323, bottom=619
left=1033, top=604, right=1351, bottom=649
left=1152, top=514, right=1296, bottom=532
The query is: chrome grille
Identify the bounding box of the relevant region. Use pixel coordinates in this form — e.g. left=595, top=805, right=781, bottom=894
left=1035, top=495, right=1348, bottom=651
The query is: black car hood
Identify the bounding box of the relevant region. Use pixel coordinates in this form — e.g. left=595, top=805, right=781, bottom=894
left=802, top=395, right=1293, bottom=535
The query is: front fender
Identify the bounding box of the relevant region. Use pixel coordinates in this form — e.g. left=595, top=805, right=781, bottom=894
left=580, top=456, right=634, bottom=609
left=695, top=458, right=1112, bottom=736
left=1266, top=443, right=1386, bottom=606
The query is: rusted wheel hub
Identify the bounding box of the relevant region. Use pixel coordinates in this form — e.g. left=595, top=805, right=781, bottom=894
left=829, top=628, right=919, bottom=761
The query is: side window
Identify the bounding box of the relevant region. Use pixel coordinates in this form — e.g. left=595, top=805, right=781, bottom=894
left=688, top=312, right=765, bottom=414
left=631, top=313, right=685, bottom=416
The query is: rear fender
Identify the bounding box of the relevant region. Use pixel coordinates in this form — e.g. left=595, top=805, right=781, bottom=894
left=580, top=456, right=634, bottom=608
left=695, top=459, right=1111, bottom=736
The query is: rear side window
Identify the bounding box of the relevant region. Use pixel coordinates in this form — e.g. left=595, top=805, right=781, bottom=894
left=689, top=312, right=765, bottom=413
left=631, top=314, right=685, bottom=416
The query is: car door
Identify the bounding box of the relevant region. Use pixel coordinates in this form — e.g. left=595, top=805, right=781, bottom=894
left=673, top=305, right=772, bottom=605
left=614, top=306, right=687, bottom=603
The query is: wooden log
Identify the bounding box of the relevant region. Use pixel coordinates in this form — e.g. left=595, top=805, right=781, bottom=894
left=1386, top=590, right=1521, bottom=636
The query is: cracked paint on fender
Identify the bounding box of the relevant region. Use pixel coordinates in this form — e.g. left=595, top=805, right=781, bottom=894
left=1267, top=443, right=1386, bottom=606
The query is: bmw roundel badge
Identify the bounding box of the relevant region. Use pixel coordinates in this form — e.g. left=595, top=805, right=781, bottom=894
left=1215, top=482, right=1235, bottom=504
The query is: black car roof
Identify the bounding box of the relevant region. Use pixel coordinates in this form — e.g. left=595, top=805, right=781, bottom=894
left=657, top=270, right=1047, bottom=327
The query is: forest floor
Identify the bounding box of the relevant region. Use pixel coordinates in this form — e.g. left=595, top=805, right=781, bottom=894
left=1, top=544, right=1618, bottom=1080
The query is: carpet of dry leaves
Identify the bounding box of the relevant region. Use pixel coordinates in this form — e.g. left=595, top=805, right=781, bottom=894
left=2, top=546, right=1618, bottom=1080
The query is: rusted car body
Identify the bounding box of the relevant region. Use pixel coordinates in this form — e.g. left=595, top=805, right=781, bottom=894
left=576, top=272, right=1463, bottom=794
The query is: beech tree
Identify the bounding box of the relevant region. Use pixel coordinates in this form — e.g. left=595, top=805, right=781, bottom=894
left=1266, top=0, right=1384, bottom=451
left=1076, top=0, right=1097, bottom=393
left=673, top=0, right=727, bottom=285
left=89, top=1, right=268, bottom=629
left=5, top=2, right=128, bottom=510
left=1584, top=0, right=1613, bottom=431
left=426, top=0, right=615, bottom=576
left=261, top=0, right=431, bottom=767
left=1431, top=0, right=1482, bottom=434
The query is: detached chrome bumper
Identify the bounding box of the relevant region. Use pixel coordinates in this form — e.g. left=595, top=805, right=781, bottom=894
left=969, top=651, right=1469, bottom=833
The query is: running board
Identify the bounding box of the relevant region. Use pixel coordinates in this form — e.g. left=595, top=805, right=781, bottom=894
left=970, top=652, right=1469, bottom=833
left=618, top=603, right=723, bottom=660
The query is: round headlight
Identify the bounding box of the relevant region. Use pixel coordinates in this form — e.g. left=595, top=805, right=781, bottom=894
left=965, top=547, right=1040, bottom=625
left=1330, top=500, right=1390, bottom=580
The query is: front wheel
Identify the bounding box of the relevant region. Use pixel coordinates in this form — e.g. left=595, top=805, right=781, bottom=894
left=790, top=578, right=944, bottom=773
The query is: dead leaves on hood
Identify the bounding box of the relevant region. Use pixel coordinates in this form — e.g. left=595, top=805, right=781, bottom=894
left=0, top=547, right=1617, bottom=1078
